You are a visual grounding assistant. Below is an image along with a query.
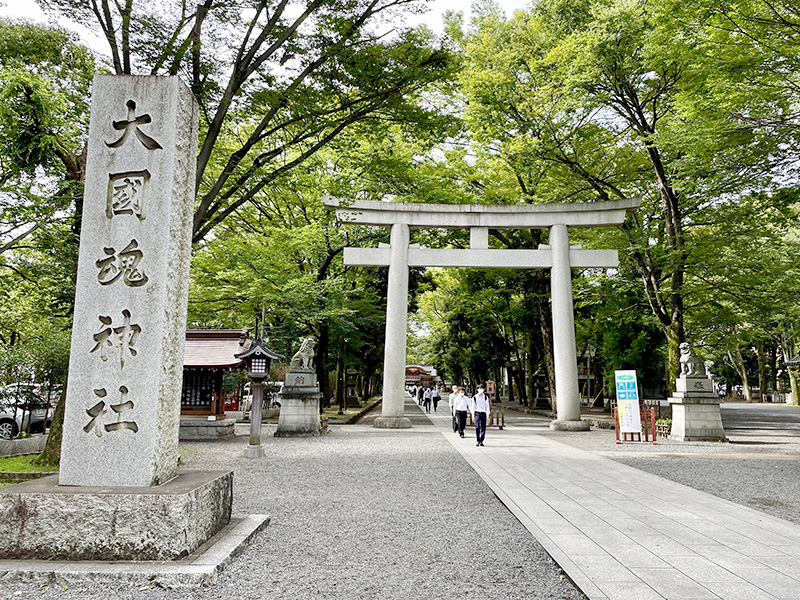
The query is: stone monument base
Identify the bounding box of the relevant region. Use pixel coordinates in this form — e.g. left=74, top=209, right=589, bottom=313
left=243, top=444, right=265, bottom=458
left=373, top=416, right=412, bottom=429
left=0, top=470, right=232, bottom=561
left=179, top=416, right=236, bottom=441
left=669, top=375, right=726, bottom=442
left=549, top=419, right=590, bottom=432
left=275, top=371, right=322, bottom=437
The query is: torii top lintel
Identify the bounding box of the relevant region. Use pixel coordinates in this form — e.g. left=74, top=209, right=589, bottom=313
left=322, top=197, right=641, bottom=229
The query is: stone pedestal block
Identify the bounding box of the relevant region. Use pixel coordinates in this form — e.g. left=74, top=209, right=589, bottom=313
left=179, top=417, right=235, bottom=441
left=373, top=416, right=413, bottom=429
left=243, top=445, right=265, bottom=458
left=669, top=376, right=726, bottom=442
left=275, top=383, right=322, bottom=437
left=0, top=470, right=232, bottom=561
left=550, top=419, right=590, bottom=432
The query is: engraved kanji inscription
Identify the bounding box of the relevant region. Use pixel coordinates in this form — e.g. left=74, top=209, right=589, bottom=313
left=106, top=386, right=139, bottom=433
left=83, top=389, right=108, bottom=437
left=90, top=309, right=141, bottom=368
left=96, top=239, right=148, bottom=287
left=107, top=170, right=149, bottom=220
left=83, top=386, right=139, bottom=437
left=106, top=99, right=162, bottom=150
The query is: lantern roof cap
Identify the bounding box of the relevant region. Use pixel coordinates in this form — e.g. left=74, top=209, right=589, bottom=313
left=235, top=338, right=284, bottom=362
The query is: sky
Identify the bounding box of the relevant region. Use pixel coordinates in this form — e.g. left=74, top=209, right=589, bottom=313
left=0, top=0, right=532, bottom=54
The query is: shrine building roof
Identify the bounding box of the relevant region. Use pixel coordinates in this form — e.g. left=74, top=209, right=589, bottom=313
left=184, top=329, right=251, bottom=369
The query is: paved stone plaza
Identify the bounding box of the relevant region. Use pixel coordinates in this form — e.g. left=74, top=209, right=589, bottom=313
left=2, top=399, right=799, bottom=599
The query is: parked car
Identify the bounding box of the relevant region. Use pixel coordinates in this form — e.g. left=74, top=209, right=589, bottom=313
left=0, top=384, right=53, bottom=439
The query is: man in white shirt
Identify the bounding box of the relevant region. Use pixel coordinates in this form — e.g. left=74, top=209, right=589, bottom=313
left=452, top=386, right=471, bottom=438
left=471, top=387, right=491, bottom=447
left=448, top=385, right=458, bottom=432
left=423, top=387, right=432, bottom=413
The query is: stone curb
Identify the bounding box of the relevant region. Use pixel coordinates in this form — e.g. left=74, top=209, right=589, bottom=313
left=0, top=435, right=47, bottom=458
left=340, top=397, right=382, bottom=424
left=502, top=403, right=617, bottom=429
left=0, top=471, right=54, bottom=482
left=0, top=513, right=270, bottom=588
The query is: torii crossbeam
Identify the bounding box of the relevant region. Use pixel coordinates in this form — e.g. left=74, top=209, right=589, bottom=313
left=324, top=197, right=640, bottom=430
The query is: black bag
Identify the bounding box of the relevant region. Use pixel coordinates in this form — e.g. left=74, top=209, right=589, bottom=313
left=452, top=416, right=458, bottom=432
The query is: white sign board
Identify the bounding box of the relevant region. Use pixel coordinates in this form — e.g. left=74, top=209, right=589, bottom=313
left=615, top=370, right=642, bottom=434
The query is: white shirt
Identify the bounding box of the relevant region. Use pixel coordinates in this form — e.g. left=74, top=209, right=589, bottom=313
left=471, top=392, right=490, bottom=414
left=452, top=392, right=470, bottom=412
left=448, top=391, right=457, bottom=411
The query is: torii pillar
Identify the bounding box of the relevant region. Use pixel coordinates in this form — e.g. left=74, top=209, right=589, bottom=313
left=549, top=223, right=583, bottom=429
left=324, top=198, right=640, bottom=430
left=375, top=223, right=413, bottom=428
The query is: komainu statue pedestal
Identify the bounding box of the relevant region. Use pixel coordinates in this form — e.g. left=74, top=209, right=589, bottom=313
left=275, top=370, right=322, bottom=437
left=669, top=375, right=726, bottom=442
left=669, top=343, right=727, bottom=442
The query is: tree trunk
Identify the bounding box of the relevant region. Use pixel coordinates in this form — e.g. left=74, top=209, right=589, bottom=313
left=768, top=342, right=778, bottom=393
left=789, top=368, right=799, bottom=406
left=33, top=385, right=66, bottom=467
left=728, top=348, right=753, bottom=403
left=317, top=323, right=330, bottom=406
left=335, top=355, right=344, bottom=413
left=665, top=324, right=683, bottom=389
left=756, top=338, right=767, bottom=400
left=511, top=367, right=527, bottom=406
left=507, top=366, right=515, bottom=404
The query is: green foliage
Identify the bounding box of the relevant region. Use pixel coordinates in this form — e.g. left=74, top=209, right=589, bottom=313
left=38, top=0, right=459, bottom=241
left=0, top=455, right=58, bottom=473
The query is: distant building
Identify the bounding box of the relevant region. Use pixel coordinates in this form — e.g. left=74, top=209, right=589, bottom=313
left=405, top=364, right=439, bottom=388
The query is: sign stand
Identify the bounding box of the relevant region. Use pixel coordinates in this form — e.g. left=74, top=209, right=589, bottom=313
left=614, top=370, right=657, bottom=445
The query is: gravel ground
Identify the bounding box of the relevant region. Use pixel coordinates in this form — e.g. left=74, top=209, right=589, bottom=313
left=504, top=404, right=800, bottom=526
left=3, top=401, right=583, bottom=600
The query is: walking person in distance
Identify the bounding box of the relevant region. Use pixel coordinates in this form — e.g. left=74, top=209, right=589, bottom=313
left=449, top=384, right=458, bottom=432
left=452, top=386, right=470, bottom=438
left=471, top=387, right=490, bottom=447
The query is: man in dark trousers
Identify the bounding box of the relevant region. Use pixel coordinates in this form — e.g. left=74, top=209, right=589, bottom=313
left=452, top=386, right=470, bottom=438
left=448, top=384, right=458, bottom=432
left=471, top=387, right=491, bottom=446
left=431, top=385, right=441, bottom=412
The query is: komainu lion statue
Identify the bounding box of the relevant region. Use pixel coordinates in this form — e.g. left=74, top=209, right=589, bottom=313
left=290, top=338, right=315, bottom=371
left=679, top=342, right=706, bottom=377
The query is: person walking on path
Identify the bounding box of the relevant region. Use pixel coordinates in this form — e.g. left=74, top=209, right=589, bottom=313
left=452, top=386, right=470, bottom=438
left=417, top=386, right=424, bottom=406
left=448, top=385, right=458, bottom=432
left=431, top=385, right=440, bottom=412
left=423, top=387, right=432, bottom=413
left=471, top=387, right=490, bottom=446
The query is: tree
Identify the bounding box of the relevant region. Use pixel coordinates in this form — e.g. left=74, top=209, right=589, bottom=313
left=38, top=0, right=456, bottom=241
left=459, top=0, right=800, bottom=386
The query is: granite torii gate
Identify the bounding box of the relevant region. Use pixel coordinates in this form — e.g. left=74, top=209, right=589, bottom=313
left=324, top=197, right=641, bottom=431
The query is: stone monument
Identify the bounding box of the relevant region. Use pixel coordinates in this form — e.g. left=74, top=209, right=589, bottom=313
left=275, top=338, right=323, bottom=437
left=668, top=342, right=727, bottom=442
left=0, top=75, right=233, bottom=561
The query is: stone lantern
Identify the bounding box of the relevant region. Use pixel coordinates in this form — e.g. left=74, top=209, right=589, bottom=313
left=235, top=339, right=284, bottom=458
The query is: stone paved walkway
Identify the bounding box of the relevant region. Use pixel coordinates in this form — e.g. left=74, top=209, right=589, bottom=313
left=425, top=408, right=800, bottom=600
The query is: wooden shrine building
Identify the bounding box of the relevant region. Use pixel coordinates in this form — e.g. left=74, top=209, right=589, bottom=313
left=182, top=329, right=250, bottom=419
